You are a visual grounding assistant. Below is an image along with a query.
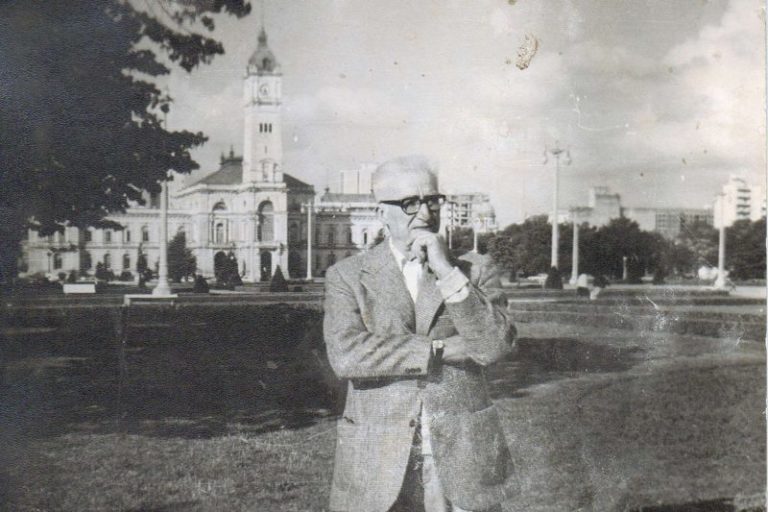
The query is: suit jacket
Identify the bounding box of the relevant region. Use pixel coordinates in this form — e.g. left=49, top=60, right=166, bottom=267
left=323, top=241, right=517, bottom=512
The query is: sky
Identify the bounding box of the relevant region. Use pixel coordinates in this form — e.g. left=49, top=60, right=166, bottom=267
left=159, top=0, right=766, bottom=227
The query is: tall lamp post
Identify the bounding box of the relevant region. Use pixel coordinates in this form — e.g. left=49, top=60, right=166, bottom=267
left=543, top=143, right=571, bottom=269
left=304, top=199, right=314, bottom=281
left=714, top=193, right=727, bottom=289
left=152, top=173, right=172, bottom=296
left=569, top=207, right=587, bottom=285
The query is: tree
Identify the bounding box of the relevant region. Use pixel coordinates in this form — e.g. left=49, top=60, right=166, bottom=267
left=270, top=265, right=289, bottom=292
left=0, top=0, right=251, bottom=281
left=581, top=217, right=660, bottom=282
left=487, top=216, right=552, bottom=276
left=167, top=232, right=196, bottom=282
left=448, top=227, right=491, bottom=258
left=726, top=218, right=766, bottom=280
left=676, top=220, right=718, bottom=271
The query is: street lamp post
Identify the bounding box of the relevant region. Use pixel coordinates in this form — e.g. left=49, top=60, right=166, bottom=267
left=569, top=208, right=581, bottom=285
left=543, top=143, right=571, bottom=269
left=305, top=200, right=313, bottom=281
left=152, top=175, right=172, bottom=296
left=714, top=193, right=727, bottom=289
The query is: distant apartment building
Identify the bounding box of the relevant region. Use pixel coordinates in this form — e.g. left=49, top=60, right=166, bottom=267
left=552, top=186, right=714, bottom=239
left=713, top=175, right=766, bottom=228
left=623, top=207, right=714, bottom=238
left=442, top=193, right=498, bottom=233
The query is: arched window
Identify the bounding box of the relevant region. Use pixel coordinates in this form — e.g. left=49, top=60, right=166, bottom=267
left=141, top=225, right=149, bottom=242
left=82, top=251, right=92, bottom=270
left=104, top=253, right=111, bottom=270
left=257, top=201, right=274, bottom=241
left=212, top=201, right=227, bottom=212
left=363, top=230, right=368, bottom=246
left=53, top=253, right=62, bottom=269
left=215, top=223, right=225, bottom=244
left=104, top=230, right=112, bottom=244
left=122, top=254, right=131, bottom=269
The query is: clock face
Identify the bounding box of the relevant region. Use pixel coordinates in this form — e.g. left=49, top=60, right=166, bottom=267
left=258, top=83, right=269, bottom=98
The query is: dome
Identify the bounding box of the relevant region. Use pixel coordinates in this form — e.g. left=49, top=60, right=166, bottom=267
left=247, top=27, right=280, bottom=74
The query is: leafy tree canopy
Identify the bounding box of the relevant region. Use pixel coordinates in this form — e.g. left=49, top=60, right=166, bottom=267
left=0, top=0, right=250, bottom=280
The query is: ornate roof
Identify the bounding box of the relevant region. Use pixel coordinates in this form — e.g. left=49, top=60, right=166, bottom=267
left=247, top=27, right=280, bottom=74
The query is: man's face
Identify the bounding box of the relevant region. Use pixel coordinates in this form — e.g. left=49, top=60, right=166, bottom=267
left=376, top=169, right=441, bottom=246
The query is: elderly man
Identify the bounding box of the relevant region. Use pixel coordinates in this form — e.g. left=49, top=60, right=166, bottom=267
left=324, top=155, right=516, bottom=512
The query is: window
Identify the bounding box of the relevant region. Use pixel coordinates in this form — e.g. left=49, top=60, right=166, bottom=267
left=104, top=253, right=111, bottom=270
left=327, top=253, right=336, bottom=267
left=122, top=254, right=130, bottom=269
left=125, top=230, right=131, bottom=243
left=215, top=223, right=225, bottom=244
left=257, top=201, right=274, bottom=241
left=53, top=253, right=62, bottom=270
left=105, top=230, right=112, bottom=243
left=142, top=226, right=149, bottom=242
left=289, top=223, right=299, bottom=243
left=363, top=230, right=368, bottom=246
left=82, top=251, right=92, bottom=270
left=347, top=227, right=353, bottom=245
left=84, top=230, right=92, bottom=242
left=328, top=228, right=335, bottom=247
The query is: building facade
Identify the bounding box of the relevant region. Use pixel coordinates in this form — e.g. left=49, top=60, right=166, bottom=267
left=714, top=175, right=766, bottom=228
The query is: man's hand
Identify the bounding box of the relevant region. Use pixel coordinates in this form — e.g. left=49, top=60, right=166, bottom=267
left=441, top=334, right=470, bottom=366
left=409, top=232, right=453, bottom=279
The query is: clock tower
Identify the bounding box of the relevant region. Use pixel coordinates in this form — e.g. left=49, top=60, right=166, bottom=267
left=243, top=27, right=283, bottom=183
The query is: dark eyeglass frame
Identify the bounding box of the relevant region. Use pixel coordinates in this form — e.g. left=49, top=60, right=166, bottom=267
left=379, top=194, right=446, bottom=215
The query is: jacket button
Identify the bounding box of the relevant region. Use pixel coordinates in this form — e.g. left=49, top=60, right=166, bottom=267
left=409, top=419, right=417, bottom=428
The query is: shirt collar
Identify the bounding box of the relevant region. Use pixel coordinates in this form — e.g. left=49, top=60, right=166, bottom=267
left=389, top=237, right=419, bottom=272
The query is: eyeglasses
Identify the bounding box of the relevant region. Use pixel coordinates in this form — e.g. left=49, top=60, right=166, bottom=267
left=380, top=194, right=446, bottom=215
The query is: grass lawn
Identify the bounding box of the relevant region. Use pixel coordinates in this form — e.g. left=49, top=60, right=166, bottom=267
left=0, top=313, right=764, bottom=511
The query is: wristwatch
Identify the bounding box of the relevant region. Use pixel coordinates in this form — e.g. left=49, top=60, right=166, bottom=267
left=431, top=339, right=445, bottom=361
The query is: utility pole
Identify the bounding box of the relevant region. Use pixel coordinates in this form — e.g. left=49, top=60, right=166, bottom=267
left=543, top=142, right=571, bottom=269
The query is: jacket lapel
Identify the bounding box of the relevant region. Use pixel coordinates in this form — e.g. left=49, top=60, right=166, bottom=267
left=415, top=268, right=444, bottom=336
left=359, top=243, right=415, bottom=329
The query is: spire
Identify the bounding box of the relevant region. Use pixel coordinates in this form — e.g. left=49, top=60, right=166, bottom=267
left=247, top=25, right=280, bottom=74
